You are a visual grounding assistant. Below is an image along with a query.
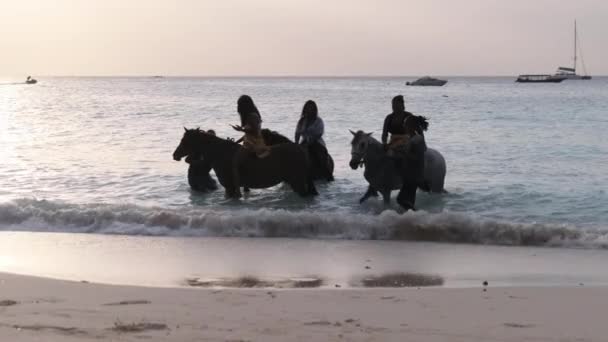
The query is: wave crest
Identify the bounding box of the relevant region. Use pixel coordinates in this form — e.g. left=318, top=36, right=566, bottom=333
left=1, top=198, right=607, bottom=248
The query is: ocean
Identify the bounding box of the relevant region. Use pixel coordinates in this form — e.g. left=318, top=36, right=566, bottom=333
left=1, top=76, right=607, bottom=249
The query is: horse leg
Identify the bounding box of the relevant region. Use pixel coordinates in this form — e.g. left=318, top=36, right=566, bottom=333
left=397, top=182, right=417, bottom=211
left=418, top=181, right=431, bottom=192
left=307, top=176, right=319, bottom=196
left=359, top=185, right=378, bottom=204
left=380, top=189, right=391, bottom=205
left=326, top=156, right=334, bottom=182
left=289, top=180, right=309, bottom=197
left=230, top=149, right=249, bottom=198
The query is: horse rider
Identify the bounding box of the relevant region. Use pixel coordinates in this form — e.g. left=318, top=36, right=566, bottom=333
left=295, top=100, right=333, bottom=181
left=381, top=95, right=415, bottom=154
left=231, top=95, right=270, bottom=197
left=395, top=115, right=428, bottom=211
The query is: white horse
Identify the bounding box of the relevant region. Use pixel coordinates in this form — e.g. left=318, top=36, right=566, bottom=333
left=349, top=130, right=446, bottom=205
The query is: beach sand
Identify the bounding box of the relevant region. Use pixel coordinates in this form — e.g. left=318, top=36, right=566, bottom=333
left=1, top=272, right=606, bottom=341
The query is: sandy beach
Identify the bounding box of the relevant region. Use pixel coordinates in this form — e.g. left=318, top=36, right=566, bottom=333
left=0, top=272, right=606, bottom=341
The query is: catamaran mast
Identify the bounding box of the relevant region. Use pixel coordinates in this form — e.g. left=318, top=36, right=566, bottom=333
left=574, top=20, right=577, bottom=73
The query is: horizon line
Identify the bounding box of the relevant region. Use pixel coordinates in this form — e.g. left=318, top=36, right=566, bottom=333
left=3, top=74, right=606, bottom=78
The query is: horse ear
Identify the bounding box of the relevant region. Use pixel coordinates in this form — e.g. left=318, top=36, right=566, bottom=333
left=184, top=127, right=187, bottom=132
left=349, top=129, right=356, bottom=136
left=366, top=132, right=373, bottom=137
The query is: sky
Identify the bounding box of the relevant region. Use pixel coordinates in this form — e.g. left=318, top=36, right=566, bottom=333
left=1, top=0, right=606, bottom=76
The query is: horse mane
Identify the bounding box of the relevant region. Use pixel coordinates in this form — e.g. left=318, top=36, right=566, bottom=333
left=186, top=128, right=238, bottom=146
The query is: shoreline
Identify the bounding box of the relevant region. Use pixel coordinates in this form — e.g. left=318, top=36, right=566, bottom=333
left=2, top=231, right=608, bottom=289
left=1, top=272, right=606, bottom=341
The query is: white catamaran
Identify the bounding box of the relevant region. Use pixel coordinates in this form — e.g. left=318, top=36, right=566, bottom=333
left=554, top=21, right=592, bottom=80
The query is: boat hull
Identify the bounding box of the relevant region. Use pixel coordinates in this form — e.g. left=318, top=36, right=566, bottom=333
left=556, top=74, right=592, bottom=80
left=516, top=75, right=566, bottom=83
left=406, top=80, right=447, bottom=86
left=516, top=78, right=564, bottom=83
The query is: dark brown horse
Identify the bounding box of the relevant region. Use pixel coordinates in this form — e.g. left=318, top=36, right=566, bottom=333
left=173, top=128, right=318, bottom=198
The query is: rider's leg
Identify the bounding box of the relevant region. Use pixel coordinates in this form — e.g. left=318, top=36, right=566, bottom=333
left=396, top=181, right=417, bottom=211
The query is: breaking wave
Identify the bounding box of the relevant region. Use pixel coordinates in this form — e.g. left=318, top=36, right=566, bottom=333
left=1, top=198, right=607, bottom=249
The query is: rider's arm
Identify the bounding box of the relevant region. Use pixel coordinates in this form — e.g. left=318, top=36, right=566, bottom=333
left=381, top=114, right=391, bottom=144
left=294, top=120, right=302, bottom=144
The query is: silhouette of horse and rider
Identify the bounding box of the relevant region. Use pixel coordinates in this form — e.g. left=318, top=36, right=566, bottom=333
left=173, top=95, right=446, bottom=211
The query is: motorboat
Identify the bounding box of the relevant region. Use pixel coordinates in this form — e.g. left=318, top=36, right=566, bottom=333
left=406, top=76, right=447, bottom=86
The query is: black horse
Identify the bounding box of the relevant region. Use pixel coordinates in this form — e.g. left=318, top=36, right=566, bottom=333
left=184, top=129, right=290, bottom=192
left=184, top=128, right=331, bottom=192
left=173, top=128, right=318, bottom=198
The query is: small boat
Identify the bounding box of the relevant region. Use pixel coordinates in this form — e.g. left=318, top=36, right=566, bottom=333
left=25, top=76, right=37, bottom=84
left=553, top=21, right=592, bottom=80
left=516, top=75, right=566, bottom=83
left=406, top=76, right=447, bottom=86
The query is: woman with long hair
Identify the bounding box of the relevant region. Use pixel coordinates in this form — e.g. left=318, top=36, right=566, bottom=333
left=295, top=100, right=333, bottom=181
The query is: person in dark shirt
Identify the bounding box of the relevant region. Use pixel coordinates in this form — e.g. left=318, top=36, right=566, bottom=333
left=396, top=115, right=428, bottom=211
left=381, top=95, right=414, bottom=151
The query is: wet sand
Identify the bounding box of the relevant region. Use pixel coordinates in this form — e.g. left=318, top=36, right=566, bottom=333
left=1, top=272, right=607, bottom=341
left=2, top=232, right=608, bottom=288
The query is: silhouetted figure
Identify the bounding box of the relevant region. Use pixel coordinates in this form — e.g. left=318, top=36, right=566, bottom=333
left=295, top=100, right=325, bottom=145
left=381, top=95, right=417, bottom=150
left=295, top=100, right=334, bottom=181
left=395, top=115, right=429, bottom=211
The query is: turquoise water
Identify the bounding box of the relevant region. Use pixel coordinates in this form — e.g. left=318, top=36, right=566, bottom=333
left=1, top=77, right=607, bottom=247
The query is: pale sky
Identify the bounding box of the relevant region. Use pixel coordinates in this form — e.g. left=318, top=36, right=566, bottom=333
left=1, top=0, right=606, bottom=76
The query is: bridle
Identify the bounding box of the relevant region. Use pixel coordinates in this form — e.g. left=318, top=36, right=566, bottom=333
left=350, top=137, right=369, bottom=166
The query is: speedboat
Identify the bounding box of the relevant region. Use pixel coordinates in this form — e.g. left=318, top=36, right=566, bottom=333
left=25, top=76, right=37, bottom=84
left=406, top=76, right=447, bottom=86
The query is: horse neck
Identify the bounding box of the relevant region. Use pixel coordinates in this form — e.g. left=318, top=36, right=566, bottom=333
left=197, top=134, right=238, bottom=161
left=363, top=137, right=385, bottom=165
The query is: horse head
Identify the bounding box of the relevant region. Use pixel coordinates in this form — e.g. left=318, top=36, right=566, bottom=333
left=173, top=127, right=211, bottom=161
left=349, top=129, right=373, bottom=170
